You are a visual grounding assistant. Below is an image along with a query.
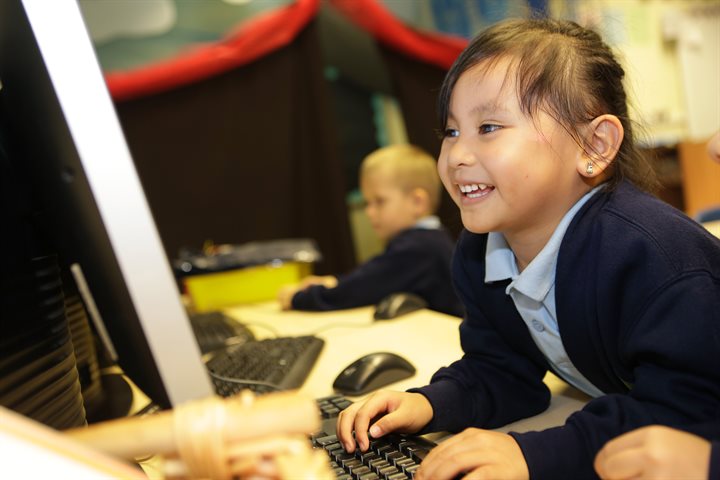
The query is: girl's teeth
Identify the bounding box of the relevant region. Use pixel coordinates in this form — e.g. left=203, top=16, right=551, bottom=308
left=459, top=183, right=488, bottom=193
left=459, top=183, right=492, bottom=198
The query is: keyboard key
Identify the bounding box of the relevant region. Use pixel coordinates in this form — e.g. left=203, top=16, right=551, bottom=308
left=350, top=465, right=372, bottom=478
left=404, top=464, right=420, bottom=476
left=315, top=434, right=339, bottom=446
left=378, top=465, right=399, bottom=477
left=359, top=473, right=380, bottom=480
left=387, top=473, right=408, bottom=480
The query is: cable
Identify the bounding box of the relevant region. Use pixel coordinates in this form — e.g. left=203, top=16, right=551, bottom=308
left=309, top=321, right=375, bottom=335
left=207, top=371, right=281, bottom=394
left=235, top=320, right=280, bottom=338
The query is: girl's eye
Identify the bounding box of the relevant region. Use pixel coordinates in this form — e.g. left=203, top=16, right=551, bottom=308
left=443, top=128, right=459, bottom=138
left=480, top=124, right=502, bottom=134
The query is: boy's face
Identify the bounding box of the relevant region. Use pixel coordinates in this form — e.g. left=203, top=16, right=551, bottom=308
left=361, top=171, right=421, bottom=242
left=437, top=59, right=588, bottom=250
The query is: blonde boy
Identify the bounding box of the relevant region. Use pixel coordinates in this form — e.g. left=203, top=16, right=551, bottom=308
left=278, top=144, right=462, bottom=316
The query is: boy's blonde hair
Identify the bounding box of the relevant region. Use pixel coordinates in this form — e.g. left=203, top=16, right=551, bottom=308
left=360, top=144, right=441, bottom=213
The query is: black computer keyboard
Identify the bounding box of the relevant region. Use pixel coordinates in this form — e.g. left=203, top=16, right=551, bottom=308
left=206, top=335, right=325, bottom=396
left=313, top=395, right=437, bottom=480
left=189, top=311, right=255, bottom=354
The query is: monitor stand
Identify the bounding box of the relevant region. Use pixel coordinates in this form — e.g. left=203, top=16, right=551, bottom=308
left=84, top=372, right=135, bottom=423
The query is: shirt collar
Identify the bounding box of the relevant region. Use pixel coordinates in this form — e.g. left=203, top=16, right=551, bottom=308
left=484, top=185, right=603, bottom=302
left=414, top=215, right=442, bottom=230
left=485, top=233, right=517, bottom=282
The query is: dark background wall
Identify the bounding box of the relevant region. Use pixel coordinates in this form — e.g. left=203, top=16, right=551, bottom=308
left=115, top=20, right=358, bottom=275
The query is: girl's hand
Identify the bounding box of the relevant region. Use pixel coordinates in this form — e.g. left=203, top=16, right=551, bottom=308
left=335, top=391, right=433, bottom=453
left=594, top=425, right=711, bottom=480
left=415, top=428, right=529, bottom=480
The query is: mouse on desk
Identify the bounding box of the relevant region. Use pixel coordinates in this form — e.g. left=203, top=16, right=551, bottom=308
left=373, top=292, right=428, bottom=320
left=332, top=352, right=416, bottom=396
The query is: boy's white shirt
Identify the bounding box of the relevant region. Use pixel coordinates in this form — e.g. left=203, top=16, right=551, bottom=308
left=414, top=215, right=442, bottom=230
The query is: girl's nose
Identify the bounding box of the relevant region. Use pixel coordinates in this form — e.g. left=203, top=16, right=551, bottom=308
left=444, top=138, right=476, bottom=168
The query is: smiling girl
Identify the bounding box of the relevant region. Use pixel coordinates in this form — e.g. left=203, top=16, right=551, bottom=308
left=336, top=18, right=720, bottom=480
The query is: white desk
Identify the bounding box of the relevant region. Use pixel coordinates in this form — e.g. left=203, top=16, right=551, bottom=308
left=704, top=219, right=720, bottom=239
left=224, top=302, right=590, bottom=434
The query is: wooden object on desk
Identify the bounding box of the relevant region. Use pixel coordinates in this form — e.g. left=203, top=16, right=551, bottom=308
left=678, top=140, right=720, bottom=218
left=67, top=390, right=331, bottom=480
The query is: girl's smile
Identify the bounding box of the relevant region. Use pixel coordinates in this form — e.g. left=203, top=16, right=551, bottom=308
left=457, top=182, right=495, bottom=201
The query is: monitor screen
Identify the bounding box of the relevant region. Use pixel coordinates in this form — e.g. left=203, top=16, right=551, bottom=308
left=0, top=0, right=214, bottom=409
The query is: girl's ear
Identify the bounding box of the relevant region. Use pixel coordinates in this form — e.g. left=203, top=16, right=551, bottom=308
left=578, top=114, right=624, bottom=178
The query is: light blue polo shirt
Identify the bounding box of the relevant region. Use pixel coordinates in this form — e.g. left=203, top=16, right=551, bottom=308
left=485, top=186, right=604, bottom=398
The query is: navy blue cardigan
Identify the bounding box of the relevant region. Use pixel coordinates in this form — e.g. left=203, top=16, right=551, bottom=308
left=412, top=181, right=720, bottom=479
left=292, top=227, right=463, bottom=317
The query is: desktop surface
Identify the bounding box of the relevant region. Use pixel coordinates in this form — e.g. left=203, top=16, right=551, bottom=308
left=123, top=301, right=589, bottom=479
left=704, top=219, right=720, bottom=239
left=127, top=301, right=589, bottom=434
left=222, top=302, right=590, bottom=434
left=223, top=303, right=461, bottom=399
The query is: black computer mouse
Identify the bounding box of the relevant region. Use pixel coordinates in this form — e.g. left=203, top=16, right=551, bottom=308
left=332, top=352, right=416, bottom=396
left=373, top=292, right=428, bottom=320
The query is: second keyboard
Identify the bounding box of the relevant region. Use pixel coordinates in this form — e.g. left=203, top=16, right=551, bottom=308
left=206, top=335, right=325, bottom=396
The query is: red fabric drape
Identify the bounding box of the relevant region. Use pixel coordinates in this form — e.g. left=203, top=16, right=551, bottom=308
left=104, top=0, right=467, bottom=101
left=105, top=0, right=320, bottom=101
left=329, top=0, right=467, bottom=70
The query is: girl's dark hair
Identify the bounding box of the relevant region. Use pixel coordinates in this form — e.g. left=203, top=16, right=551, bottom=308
left=438, top=18, right=658, bottom=192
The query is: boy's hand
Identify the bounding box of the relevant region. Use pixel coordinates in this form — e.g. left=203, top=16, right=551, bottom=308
left=277, top=276, right=337, bottom=310
left=299, top=275, right=338, bottom=289
left=277, top=285, right=300, bottom=310
left=336, top=391, right=433, bottom=453
left=415, top=428, right=529, bottom=480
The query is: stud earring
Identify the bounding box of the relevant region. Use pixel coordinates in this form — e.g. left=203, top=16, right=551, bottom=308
left=586, top=163, right=594, bottom=175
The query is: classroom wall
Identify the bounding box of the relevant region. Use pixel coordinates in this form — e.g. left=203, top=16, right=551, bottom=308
left=78, top=0, right=720, bottom=267
left=551, top=0, right=719, bottom=145
left=81, top=0, right=720, bottom=147
left=381, top=0, right=720, bottom=146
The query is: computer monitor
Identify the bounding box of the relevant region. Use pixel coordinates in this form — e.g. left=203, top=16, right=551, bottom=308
left=0, top=0, right=214, bottom=409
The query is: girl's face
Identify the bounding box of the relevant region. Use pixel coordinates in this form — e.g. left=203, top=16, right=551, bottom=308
left=438, top=59, right=591, bottom=252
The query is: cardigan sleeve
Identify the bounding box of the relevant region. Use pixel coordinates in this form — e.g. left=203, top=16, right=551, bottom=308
left=710, top=441, right=719, bottom=480
left=291, top=229, right=457, bottom=312
left=503, top=184, right=720, bottom=480
left=510, top=271, right=720, bottom=480
left=291, top=246, right=424, bottom=310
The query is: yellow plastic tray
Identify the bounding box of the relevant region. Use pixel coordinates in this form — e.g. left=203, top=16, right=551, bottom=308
left=184, top=261, right=312, bottom=312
